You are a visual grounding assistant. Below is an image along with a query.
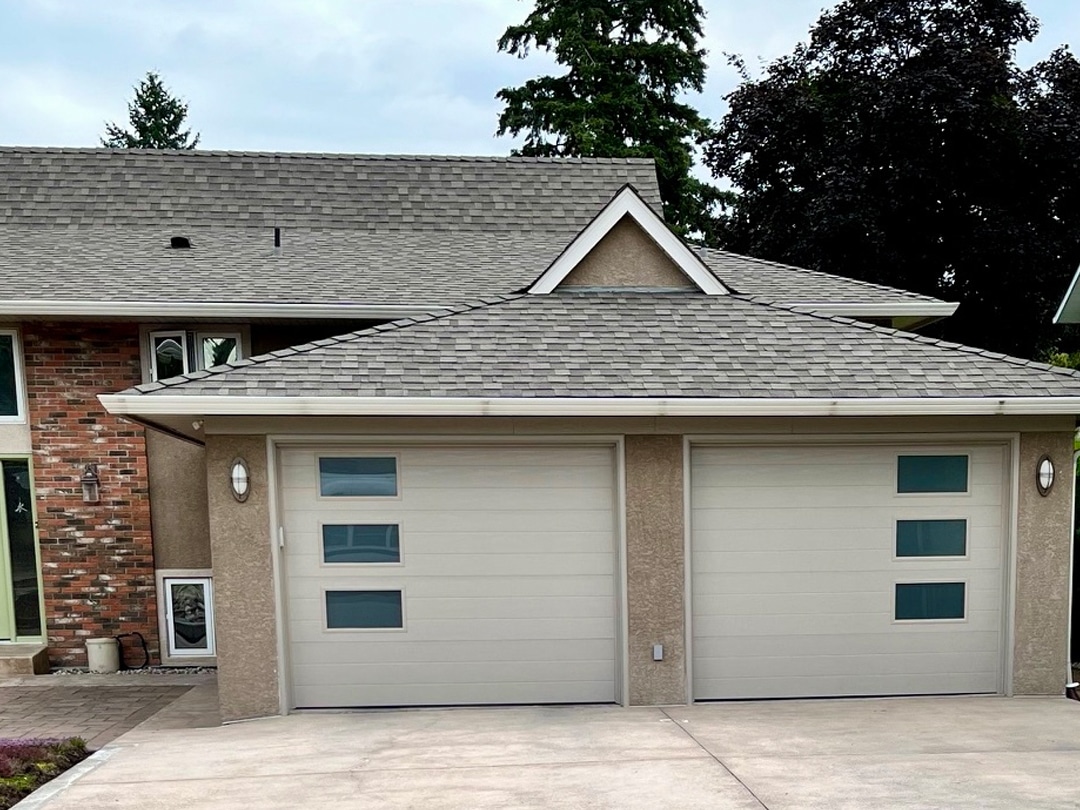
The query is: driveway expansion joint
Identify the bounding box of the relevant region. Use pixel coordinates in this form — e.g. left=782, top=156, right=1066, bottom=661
left=660, top=707, right=771, bottom=810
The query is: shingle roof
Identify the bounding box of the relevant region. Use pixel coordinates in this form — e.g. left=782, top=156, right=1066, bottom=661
left=128, top=291, right=1080, bottom=399
left=0, top=148, right=662, bottom=231
left=0, top=148, right=948, bottom=311
left=699, top=248, right=943, bottom=305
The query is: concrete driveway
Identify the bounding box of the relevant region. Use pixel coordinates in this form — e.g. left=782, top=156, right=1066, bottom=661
left=25, top=697, right=1080, bottom=810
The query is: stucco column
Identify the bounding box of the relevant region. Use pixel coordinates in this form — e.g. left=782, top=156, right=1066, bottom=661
left=206, top=435, right=279, bottom=720
left=1013, top=431, right=1074, bottom=695
left=624, top=435, right=687, bottom=704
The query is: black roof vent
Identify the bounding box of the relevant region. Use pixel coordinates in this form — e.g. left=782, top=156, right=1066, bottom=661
left=170, top=236, right=191, bottom=249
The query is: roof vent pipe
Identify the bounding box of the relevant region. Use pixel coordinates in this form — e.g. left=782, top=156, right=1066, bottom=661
left=273, top=227, right=282, bottom=257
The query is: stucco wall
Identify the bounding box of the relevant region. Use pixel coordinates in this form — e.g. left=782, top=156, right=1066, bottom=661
left=625, top=435, right=686, bottom=704
left=560, top=215, right=694, bottom=289
left=147, top=431, right=212, bottom=570
left=206, top=435, right=279, bottom=721
left=1013, top=431, right=1074, bottom=695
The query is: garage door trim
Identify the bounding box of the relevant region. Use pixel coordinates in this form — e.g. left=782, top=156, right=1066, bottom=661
left=267, top=435, right=630, bottom=712
left=683, top=433, right=1018, bottom=702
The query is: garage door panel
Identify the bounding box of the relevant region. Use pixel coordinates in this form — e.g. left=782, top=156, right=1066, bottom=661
left=694, top=630, right=1001, bottom=659
left=290, top=638, right=614, bottom=665
left=294, top=679, right=613, bottom=709
left=289, top=595, right=614, bottom=623
left=692, top=443, right=1006, bottom=699
left=700, top=671, right=1001, bottom=701
left=282, top=444, right=618, bottom=708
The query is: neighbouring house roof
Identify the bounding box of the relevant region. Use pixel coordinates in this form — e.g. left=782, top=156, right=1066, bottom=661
left=0, top=148, right=954, bottom=320
left=101, top=290, right=1080, bottom=421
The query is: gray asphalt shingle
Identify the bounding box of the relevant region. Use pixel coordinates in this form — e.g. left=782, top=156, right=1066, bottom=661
left=0, top=148, right=948, bottom=309
left=129, top=292, right=1080, bottom=400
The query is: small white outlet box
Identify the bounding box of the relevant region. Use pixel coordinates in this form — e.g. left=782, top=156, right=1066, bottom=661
left=652, top=644, right=663, bottom=661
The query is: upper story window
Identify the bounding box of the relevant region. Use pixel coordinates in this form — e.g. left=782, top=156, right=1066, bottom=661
left=145, top=328, right=245, bottom=382
left=0, top=330, right=25, bottom=421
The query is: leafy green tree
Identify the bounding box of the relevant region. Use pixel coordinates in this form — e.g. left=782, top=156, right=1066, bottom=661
left=496, top=0, right=722, bottom=240
left=102, top=72, right=200, bottom=149
left=706, top=0, right=1080, bottom=359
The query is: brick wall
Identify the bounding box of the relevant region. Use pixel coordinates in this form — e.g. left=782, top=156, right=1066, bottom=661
left=22, top=322, right=159, bottom=667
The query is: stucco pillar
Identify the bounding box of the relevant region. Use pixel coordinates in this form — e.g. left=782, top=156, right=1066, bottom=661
left=206, top=435, right=279, bottom=720
left=1013, top=431, right=1074, bottom=694
left=624, top=435, right=687, bottom=704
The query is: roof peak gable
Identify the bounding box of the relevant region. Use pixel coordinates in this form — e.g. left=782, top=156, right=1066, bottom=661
left=527, top=185, right=729, bottom=296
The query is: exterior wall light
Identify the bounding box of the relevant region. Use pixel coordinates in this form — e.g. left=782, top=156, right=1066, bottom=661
left=80, top=464, right=101, bottom=504
left=230, top=458, right=250, bottom=503
left=1036, top=455, right=1055, bottom=497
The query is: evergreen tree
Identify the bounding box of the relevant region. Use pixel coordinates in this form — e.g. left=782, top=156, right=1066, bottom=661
left=102, top=72, right=200, bottom=149
left=496, top=0, right=721, bottom=240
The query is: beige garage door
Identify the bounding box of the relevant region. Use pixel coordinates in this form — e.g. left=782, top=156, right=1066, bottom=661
left=280, top=444, right=618, bottom=708
left=691, top=443, right=1008, bottom=700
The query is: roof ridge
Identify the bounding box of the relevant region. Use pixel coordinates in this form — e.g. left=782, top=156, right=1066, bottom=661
left=699, top=247, right=946, bottom=303
left=742, top=294, right=1080, bottom=381
left=132, top=294, right=528, bottom=394
left=0, top=147, right=656, bottom=164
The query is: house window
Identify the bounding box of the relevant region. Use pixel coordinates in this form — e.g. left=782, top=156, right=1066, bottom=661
left=318, top=457, right=398, bottom=497
left=895, top=520, right=967, bottom=558
left=147, top=330, right=244, bottom=382
left=163, top=576, right=215, bottom=657
left=895, top=582, right=966, bottom=621
left=0, top=330, right=25, bottom=420
left=897, top=455, right=969, bottom=493
left=322, top=524, right=401, bottom=563
left=325, top=590, right=403, bottom=629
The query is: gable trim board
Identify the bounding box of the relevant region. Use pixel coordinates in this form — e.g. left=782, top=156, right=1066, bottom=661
left=528, top=186, right=729, bottom=296
left=102, top=395, right=1080, bottom=420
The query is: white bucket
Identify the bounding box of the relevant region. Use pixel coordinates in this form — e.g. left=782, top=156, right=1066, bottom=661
left=85, top=638, right=120, bottom=674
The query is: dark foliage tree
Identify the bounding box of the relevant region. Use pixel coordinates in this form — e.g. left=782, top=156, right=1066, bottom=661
left=102, top=72, right=200, bottom=149
left=496, top=0, right=722, bottom=240
left=705, top=0, right=1080, bottom=359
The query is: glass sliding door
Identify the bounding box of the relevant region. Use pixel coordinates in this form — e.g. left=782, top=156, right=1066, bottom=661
left=0, top=459, right=43, bottom=641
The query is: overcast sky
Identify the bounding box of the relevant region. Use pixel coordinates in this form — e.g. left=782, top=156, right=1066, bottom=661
left=1, top=0, right=1077, bottom=155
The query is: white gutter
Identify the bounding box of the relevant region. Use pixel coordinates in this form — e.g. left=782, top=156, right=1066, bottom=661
left=787, top=301, right=959, bottom=318
left=0, top=301, right=450, bottom=319
left=99, top=394, right=1080, bottom=418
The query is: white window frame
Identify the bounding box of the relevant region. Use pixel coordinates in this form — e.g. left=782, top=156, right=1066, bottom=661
left=0, top=329, right=27, bottom=423
left=157, top=570, right=217, bottom=663
left=148, top=330, right=190, bottom=382
left=141, top=325, right=249, bottom=383
left=196, top=331, right=244, bottom=371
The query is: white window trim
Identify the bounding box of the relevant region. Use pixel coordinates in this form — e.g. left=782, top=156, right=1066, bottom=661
left=0, top=329, right=27, bottom=424
left=148, top=330, right=189, bottom=382
left=156, top=569, right=216, bottom=665
left=140, top=325, right=249, bottom=384
left=196, top=331, right=244, bottom=371
left=321, top=585, right=407, bottom=633
left=892, top=579, right=969, bottom=624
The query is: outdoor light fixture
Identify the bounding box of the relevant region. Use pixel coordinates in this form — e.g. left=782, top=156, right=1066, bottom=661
left=230, top=458, right=250, bottom=503
left=1036, top=455, right=1055, bottom=497
left=80, top=464, right=100, bottom=504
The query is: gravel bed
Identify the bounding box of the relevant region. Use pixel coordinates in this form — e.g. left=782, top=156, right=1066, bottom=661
left=49, top=666, right=216, bottom=676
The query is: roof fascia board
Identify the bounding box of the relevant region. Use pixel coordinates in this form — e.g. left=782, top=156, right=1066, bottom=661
left=0, top=301, right=450, bottom=319
left=1053, top=265, right=1080, bottom=323
left=528, top=187, right=729, bottom=296
left=100, top=394, right=1080, bottom=418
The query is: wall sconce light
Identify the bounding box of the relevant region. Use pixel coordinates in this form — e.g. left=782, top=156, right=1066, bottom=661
left=230, top=458, right=250, bottom=503
left=80, top=464, right=101, bottom=504
left=1036, top=455, right=1055, bottom=497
